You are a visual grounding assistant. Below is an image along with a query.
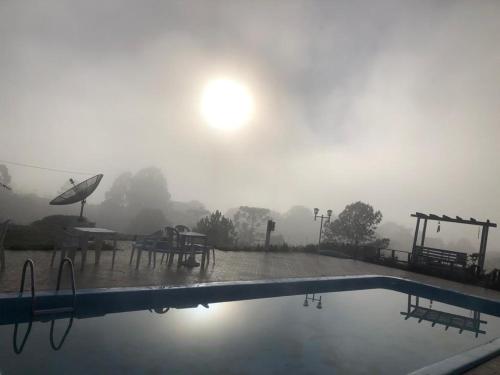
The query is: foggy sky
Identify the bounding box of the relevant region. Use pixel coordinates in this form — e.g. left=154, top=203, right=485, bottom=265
left=1, top=1, right=500, bottom=244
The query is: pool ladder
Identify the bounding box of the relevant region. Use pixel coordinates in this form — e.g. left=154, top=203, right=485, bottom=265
left=19, top=257, right=76, bottom=316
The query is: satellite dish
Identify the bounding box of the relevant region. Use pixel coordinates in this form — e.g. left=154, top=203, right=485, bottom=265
left=50, top=174, right=103, bottom=221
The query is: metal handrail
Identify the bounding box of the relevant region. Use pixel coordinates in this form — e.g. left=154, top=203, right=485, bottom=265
left=14, top=258, right=76, bottom=353
left=19, top=259, right=36, bottom=314
left=50, top=317, right=74, bottom=351
left=18, top=257, right=78, bottom=317
left=55, top=257, right=76, bottom=310
left=13, top=321, right=32, bottom=354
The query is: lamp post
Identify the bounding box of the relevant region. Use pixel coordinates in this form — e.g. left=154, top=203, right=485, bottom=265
left=314, top=208, right=332, bottom=249
left=303, top=294, right=323, bottom=309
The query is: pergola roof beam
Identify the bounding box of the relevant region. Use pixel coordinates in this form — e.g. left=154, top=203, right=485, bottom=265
left=411, top=213, right=496, bottom=227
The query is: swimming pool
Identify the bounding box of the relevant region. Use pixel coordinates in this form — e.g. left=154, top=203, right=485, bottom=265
left=1, top=276, right=500, bottom=374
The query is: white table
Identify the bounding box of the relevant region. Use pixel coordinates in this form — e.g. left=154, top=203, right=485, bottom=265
left=72, top=227, right=117, bottom=268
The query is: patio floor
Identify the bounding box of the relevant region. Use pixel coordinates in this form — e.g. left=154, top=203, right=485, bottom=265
left=1, top=241, right=500, bottom=300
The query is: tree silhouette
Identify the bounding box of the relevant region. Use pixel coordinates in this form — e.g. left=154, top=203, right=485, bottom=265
left=103, top=172, right=133, bottom=208
left=233, top=206, right=271, bottom=245
left=324, top=201, right=382, bottom=245
left=128, top=208, right=167, bottom=235
left=128, top=167, right=171, bottom=215
left=195, top=210, right=236, bottom=248
left=99, top=168, right=171, bottom=232
left=278, top=205, right=318, bottom=245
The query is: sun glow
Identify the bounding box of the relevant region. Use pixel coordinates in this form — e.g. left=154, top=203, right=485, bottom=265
left=201, top=78, right=254, bottom=130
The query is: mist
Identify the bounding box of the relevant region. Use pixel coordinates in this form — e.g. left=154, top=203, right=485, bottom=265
left=1, top=1, right=500, bottom=253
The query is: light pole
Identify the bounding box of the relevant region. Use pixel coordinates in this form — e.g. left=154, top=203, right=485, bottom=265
left=314, top=208, right=332, bottom=248
left=303, top=294, right=323, bottom=309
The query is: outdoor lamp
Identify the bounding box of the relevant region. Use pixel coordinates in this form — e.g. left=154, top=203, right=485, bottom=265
left=314, top=208, right=319, bottom=219
left=327, top=209, right=332, bottom=218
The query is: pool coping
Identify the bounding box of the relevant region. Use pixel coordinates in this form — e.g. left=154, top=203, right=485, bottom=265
left=2, top=274, right=500, bottom=321
left=409, top=337, right=500, bottom=375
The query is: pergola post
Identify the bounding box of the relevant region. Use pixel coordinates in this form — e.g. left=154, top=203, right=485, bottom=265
left=420, top=219, right=428, bottom=247
left=478, top=224, right=489, bottom=274
left=411, top=218, right=421, bottom=262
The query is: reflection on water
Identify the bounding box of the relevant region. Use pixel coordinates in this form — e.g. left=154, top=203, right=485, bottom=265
left=401, top=294, right=486, bottom=337
left=2, top=289, right=500, bottom=374
left=13, top=317, right=74, bottom=354
left=302, top=293, right=323, bottom=309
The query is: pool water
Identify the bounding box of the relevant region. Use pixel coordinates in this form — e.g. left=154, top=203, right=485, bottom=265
left=1, top=288, right=499, bottom=374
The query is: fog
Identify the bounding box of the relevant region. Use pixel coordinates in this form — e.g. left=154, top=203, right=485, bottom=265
left=1, top=1, right=500, bottom=252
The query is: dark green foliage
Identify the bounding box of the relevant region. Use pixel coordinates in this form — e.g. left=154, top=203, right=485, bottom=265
left=324, top=201, right=385, bottom=245
left=195, top=210, right=236, bottom=248
left=5, top=215, right=89, bottom=250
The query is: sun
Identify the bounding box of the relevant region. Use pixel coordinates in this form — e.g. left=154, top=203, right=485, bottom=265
left=201, top=78, right=254, bottom=130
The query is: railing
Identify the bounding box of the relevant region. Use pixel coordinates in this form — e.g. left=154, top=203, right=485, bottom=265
left=34, top=257, right=76, bottom=316
left=19, top=259, right=36, bottom=314
left=380, top=248, right=412, bottom=263
left=13, top=321, right=32, bottom=354
left=14, top=258, right=77, bottom=353
left=55, top=257, right=76, bottom=305
left=18, top=257, right=76, bottom=317
left=50, top=317, right=74, bottom=350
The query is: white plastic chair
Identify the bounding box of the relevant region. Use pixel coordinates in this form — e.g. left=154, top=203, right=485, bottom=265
left=130, top=237, right=157, bottom=269
left=51, top=231, right=81, bottom=267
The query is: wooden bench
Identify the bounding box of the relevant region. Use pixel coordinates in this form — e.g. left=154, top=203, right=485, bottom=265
left=414, top=246, right=467, bottom=268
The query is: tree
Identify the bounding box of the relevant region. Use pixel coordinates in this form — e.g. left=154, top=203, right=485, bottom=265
left=233, top=206, right=271, bottom=246
left=98, top=167, right=171, bottom=232
left=128, top=208, right=167, bottom=235
left=324, top=201, right=383, bottom=245
left=195, top=210, right=236, bottom=248
left=377, top=222, right=412, bottom=251
left=278, top=205, right=319, bottom=245
left=169, top=200, right=210, bottom=228
left=127, top=167, right=171, bottom=215
left=103, top=172, right=133, bottom=208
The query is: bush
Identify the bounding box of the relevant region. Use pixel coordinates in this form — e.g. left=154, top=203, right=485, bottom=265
left=5, top=215, right=90, bottom=250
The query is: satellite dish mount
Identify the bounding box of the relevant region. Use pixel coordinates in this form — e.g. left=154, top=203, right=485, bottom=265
left=50, top=174, right=103, bottom=221
left=79, top=199, right=86, bottom=221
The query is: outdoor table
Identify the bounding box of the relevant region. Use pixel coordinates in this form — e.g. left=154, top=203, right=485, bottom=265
left=177, top=231, right=207, bottom=267
left=73, top=227, right=117, bottom=268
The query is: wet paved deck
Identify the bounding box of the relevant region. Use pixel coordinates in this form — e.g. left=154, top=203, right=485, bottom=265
left=1, top=242, right=500, bottom=301
left=466, top=356, right=500, bottom=375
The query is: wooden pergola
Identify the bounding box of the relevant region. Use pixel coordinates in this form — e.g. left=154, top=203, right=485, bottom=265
left=401, top=294, right=487, bottom=337
left=411, top=212, right=497, bottom=273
